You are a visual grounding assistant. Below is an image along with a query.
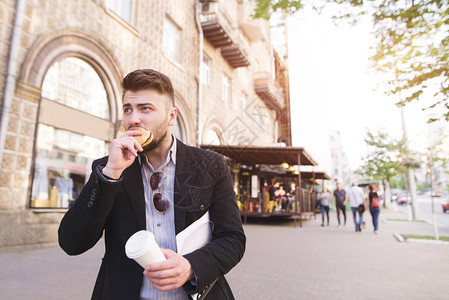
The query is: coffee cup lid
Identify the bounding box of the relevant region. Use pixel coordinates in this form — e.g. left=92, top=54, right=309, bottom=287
left=125, top=230, right=155, bottom=259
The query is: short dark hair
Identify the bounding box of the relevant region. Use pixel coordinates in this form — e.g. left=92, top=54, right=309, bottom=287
left=122, top=69, right=175, bottom=106
left=368, top=184, right=374, bottom=192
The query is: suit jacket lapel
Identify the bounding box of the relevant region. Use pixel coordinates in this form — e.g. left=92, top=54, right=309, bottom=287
left=174, top=140, right=198, bottom=234
left=122, top=158, right=146, bottom=230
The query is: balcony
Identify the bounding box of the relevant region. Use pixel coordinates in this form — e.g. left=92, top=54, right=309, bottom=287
left=221, top=44, right=250, bottom=68
left=237, top=1, right=265, bottom=42
left=200, top=2, right=234, bottom=48
left=254, top=72, right=284, bottom=111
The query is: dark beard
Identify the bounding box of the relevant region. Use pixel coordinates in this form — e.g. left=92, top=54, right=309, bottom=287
left=142, top=131, right=167, bottom=152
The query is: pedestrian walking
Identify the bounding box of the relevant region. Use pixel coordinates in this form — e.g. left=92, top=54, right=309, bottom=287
left=368, top=184, right=381, bottom=234
left=58, top=69, right=246, bottom=300
left=319, top=188, right=331, bottom=226
left=348, top=183, right=365, bottom=232
left=333, top=183, right=347, bottom=227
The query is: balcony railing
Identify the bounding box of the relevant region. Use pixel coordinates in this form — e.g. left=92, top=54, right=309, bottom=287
left=200, top=2, right=234, bottom=48
left=254, top=72, right=284, bottom=110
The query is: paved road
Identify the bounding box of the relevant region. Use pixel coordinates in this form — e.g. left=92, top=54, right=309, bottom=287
left=394, top=195, right=449, bottom=228
left=0, top=208, right=447, bottom=300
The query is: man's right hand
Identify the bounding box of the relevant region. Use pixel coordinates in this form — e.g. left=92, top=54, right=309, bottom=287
left=102, top=131, right=144, bottom=179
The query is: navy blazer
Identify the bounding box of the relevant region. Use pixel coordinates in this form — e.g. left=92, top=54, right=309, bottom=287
left=58, top=140, right=246, bottom=299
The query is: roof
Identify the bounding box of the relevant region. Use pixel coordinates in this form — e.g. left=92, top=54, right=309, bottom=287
left=200, top=145, right=318, bottom=166
left=277, top=171, right=331, bottom=180
left=300, top=171, right=331, bottom=180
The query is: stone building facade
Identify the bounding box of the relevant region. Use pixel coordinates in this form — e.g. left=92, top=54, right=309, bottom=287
left=0, top=0, right=291, bottom=248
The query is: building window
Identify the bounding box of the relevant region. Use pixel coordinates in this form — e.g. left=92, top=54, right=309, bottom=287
left=163, top=17, right=181, bottom=63
left=206, top=129, right=221, bottom=145
left=42, top=57, right=110, bottom=120
left=31, top=57, right=113, bottom=209
left=222, top=74, right=231, bottom=106
left=172, top=111, right=185, bottom=142
left=200, top=55, right=210, bottom=85
left=106, top=0, right=136, bottom=25
left=31, top=124, right=109, bottom=208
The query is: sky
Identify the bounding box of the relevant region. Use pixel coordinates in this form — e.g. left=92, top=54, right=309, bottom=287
left=286, top=6, right=433, bottom=173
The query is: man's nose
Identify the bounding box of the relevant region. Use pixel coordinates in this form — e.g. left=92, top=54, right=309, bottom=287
left=128, top=111, right=141, bottom=125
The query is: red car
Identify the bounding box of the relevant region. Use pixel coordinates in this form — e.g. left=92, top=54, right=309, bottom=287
left=443, top=202, right=449, bottom=213
left=397, top=194, right=410, bottom=205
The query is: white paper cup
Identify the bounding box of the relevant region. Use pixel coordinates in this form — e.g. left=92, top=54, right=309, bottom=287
left=125, top=230, right=166, bottom=268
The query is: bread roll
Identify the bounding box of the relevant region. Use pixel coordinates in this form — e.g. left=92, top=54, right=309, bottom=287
left=133, top=128, right=153, bottom=147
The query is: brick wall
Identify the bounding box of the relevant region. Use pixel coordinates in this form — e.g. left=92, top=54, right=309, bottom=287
left=0, top=0, right=283, bottom=248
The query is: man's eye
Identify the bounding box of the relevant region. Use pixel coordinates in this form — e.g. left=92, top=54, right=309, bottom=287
left=123, top=108, right=132, bottom=113
left=142, top=106, right=151, bottom=111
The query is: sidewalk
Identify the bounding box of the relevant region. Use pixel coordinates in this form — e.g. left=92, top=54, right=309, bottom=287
left=0, top=208, right=447, bottom=300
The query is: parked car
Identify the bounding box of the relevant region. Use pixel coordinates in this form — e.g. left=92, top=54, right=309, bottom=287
left=432, top=191, right=442, bottom=197
left=397, top=194, right=410, bottom=205
left=442, top=201, right=449, bottom=213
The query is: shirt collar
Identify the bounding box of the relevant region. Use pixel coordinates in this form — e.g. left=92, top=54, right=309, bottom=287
left=138, top=134, right=177, bottom=170
left=169, top=135, right=177, bottom=165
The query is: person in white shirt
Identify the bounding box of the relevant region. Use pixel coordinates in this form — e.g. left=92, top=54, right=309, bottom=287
left=347, top=183, right=365, bottom=232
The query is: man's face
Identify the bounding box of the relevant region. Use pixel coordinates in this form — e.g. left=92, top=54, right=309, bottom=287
left=122, top=89, right=177, bottom=151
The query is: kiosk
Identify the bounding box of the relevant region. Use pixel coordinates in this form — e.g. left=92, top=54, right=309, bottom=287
left=200, top=145, right=330, bottom=227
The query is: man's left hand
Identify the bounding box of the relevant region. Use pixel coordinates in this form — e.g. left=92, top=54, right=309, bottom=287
left=143, top=248, right=194, bottom=291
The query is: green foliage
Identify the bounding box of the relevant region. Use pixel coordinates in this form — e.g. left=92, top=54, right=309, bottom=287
left=390, top=176, right=405, bottom=189
left=358, top=129, right=405, bottom=184
left=402, top=234, right=449, bottom=242
left=368, top=1, right=449, bottom=122
left=417, top=181, right=429, bottom=192
left=253, top=0, right=303, bottom=19
left=254, top=0, right=449, bottom=122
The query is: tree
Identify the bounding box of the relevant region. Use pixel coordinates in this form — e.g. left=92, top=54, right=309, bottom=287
left=423, top=125, right=449, bottom=193
left=254, top=0, right=449, bottom=121
left=358, top=129, right=405, bottom=208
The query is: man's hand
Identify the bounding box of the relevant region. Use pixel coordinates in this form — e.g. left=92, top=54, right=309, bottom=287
left=102, top=131, right=143, bottom=179
left=143, top=249, right=194, bottom=291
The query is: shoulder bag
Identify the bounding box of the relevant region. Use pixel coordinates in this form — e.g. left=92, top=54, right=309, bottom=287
left=371, top=193, right=380, bottom=208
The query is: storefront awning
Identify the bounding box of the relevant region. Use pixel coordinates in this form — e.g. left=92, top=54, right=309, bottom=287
left=300, top=171, right=331, bottom=180
left=200, top=145, right=318, bottom=166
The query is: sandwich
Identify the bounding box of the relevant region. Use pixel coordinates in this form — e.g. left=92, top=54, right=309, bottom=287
left=133, top=128, right=153, bottom=147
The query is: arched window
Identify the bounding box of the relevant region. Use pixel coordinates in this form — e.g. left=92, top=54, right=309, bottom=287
left=41, top=57, right=110, bottom=119
left=172, top=109, right=187, bottom=142
left=31, top=57, right=114, bottom=209
left=172, top=121, right=183, bottom=141
left=206, top=129, right=221, bottom=145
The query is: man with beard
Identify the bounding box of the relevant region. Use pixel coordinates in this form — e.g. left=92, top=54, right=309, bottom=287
left=58, top=69, right=246, bottom=300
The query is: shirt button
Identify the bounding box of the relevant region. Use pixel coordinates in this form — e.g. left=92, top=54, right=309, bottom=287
left=157, top=223, right=161, bottom=227
left=90, top=195, right=96, bottom=201
left=200, top=204, right=205, bottom=211
left=87, top=201, right=94, bottom=208
left=92, top=188, right=98, bottom=195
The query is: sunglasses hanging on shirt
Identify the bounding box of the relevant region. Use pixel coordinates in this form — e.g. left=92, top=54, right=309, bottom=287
left=150, top=172, right=169, bottom=212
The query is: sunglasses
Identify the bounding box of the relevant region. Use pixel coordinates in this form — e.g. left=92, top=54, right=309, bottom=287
left=150, top=172, right=169, bottom=212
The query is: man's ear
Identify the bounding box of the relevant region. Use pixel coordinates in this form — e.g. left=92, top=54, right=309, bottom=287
left=168, top=107, right=178, bottom=126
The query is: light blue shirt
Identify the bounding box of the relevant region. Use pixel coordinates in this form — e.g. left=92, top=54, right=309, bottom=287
left=320, top=192, right=331, bottom=206
left=139, top=137, right=189, bottom=300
